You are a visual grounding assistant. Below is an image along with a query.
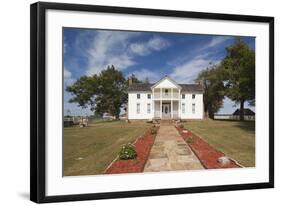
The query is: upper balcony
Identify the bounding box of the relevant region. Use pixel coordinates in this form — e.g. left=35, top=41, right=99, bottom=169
left=153, top=88, right=180, bottom=100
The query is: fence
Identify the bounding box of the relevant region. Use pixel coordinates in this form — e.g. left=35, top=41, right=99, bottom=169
left=214, top=114, right=255, bottom=121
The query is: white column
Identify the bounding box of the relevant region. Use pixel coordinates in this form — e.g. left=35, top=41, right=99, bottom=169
left=171, top=88, right=173, bottom=119
left=160, top=88, right=162, bottom=118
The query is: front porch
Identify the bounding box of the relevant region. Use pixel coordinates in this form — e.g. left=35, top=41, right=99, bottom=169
left=153, top=100, right=180, bottom=119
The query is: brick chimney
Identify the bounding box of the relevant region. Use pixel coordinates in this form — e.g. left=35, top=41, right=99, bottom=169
left=128, top=76, right=133, bottom=85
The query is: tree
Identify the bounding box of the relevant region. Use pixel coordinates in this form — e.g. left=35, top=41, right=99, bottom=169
left=221, top=38, right=255, bottom=120
left=197, top=63, right=225, bottom=119
left=66, top=65, right=127, bottom=119
left=66, top=75, right=98, bottom=109
left=95, top=66, right=127, bottom=119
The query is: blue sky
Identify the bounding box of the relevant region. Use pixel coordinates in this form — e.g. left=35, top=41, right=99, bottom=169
left=64, top=28, right=255, bottom=116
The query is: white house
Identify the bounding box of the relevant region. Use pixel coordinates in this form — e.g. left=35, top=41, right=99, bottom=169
left=127, top=76, right=204, bottom=120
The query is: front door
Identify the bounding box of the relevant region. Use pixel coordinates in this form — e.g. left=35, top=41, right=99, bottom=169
left=162, top=104, right=171, bottom=119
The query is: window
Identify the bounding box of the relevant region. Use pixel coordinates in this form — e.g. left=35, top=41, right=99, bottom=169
left=137, top=93, right=140, bottom=99
left=165, top=89, right=168, bottom=95
left=182, top=94, right=185, bottom=99
left=147, top=103, right=151, bottom=114
left=192, top=94, right=196, bottom=99
left=192, top=103, right=195, bottom=114
left=182, top=103, right=185, bottom=114
left=137, top=103, right=140, bottom=114
left=147, top=94, right=151, bottom=99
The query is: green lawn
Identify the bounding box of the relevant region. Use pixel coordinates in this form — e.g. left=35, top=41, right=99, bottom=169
left=183, top=119, right=255, bottom=167
left=64, top=120, right=150, bottom=176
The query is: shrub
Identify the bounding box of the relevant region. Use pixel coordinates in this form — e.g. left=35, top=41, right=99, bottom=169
left=118, top=143, right=137, bottom=160
left=186, top=137, right=193, bottom=144
left=179, top=124, right=184, bottom=129
left=150, top=127, right=158, bottom=135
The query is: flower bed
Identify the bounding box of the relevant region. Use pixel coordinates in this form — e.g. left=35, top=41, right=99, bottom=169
left=105, top=127, right=158, bottom=174
left=176, top=126, right=241, bottom=169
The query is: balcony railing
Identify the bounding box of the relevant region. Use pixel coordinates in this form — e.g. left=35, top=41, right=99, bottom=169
left=153, top=92, right=180, bottom=99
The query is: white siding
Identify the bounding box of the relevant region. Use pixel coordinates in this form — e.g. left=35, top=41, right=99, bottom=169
left=128, top=92, right=153, bottom=119
left=180, top=93, right=204, bottom=119
left=128, top=92, right=203, bottom=120
left=128, top=77, right=204, bottom=120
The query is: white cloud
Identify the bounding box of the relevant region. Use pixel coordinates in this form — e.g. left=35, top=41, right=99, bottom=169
left=148, top=37, right=170, bottom=50
left=129, top=69, right=161, bottom=83
left=64, top=67, right=75, bottom=86
left=170, top=59, right=210, bottom=83
left=168, top=36, right=229, bottom=83
left=74, top=31, right=171, bottom=75
left=84, top=31, right=171, bottom=75
left=64, top=42, right=67, bottom=54
left=129, top=43, right=150, bottom=56
left=200, top=36, right=231, bottom=51
left=85, top=31, right=137, bottom=75
left=64, top=67, right=72, bottom=79
left=209, top=36, right=231, bottom=47
left=170, top=56, right=220, bottom=83
left=129, top=36, right=170, bottom=56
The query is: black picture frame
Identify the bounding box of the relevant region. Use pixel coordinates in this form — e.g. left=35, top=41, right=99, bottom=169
left=30, top=1, right=274, bottom=203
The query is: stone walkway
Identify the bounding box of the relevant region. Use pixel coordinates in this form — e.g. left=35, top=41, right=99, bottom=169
left=144, top=124, right=204, bottom=172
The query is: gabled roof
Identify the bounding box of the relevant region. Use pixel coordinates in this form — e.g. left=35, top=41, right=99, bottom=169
left=233, top=108, right=255, bottom=116
left=127, top=83, right=153, bottom=92
left=151, top=76, right=182, bottom=89
left=127, top=76, right=204, bottom=92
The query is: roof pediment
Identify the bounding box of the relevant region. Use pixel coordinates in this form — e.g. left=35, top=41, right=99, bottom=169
left=151, top=76, right=181, bottom=89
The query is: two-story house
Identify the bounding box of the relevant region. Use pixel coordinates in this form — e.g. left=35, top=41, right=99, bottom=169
left=127, top=76, right=204, bottom=120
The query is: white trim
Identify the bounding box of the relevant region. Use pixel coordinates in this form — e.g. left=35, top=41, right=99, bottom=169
left=151, top=76, right=182, bottom=89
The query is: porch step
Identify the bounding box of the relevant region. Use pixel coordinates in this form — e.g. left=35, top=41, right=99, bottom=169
left=152, top=118, right=180, bottom=125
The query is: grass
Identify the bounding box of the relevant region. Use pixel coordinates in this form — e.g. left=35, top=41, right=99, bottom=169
left=183, top=119, right=255, bottom=167
left=64, top=120, right=150, bottom=176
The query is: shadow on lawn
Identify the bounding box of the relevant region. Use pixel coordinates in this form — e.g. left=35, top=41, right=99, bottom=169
left=235, top=121, right=255, bottom=132
left=215, top=119, right=255, bottom=133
